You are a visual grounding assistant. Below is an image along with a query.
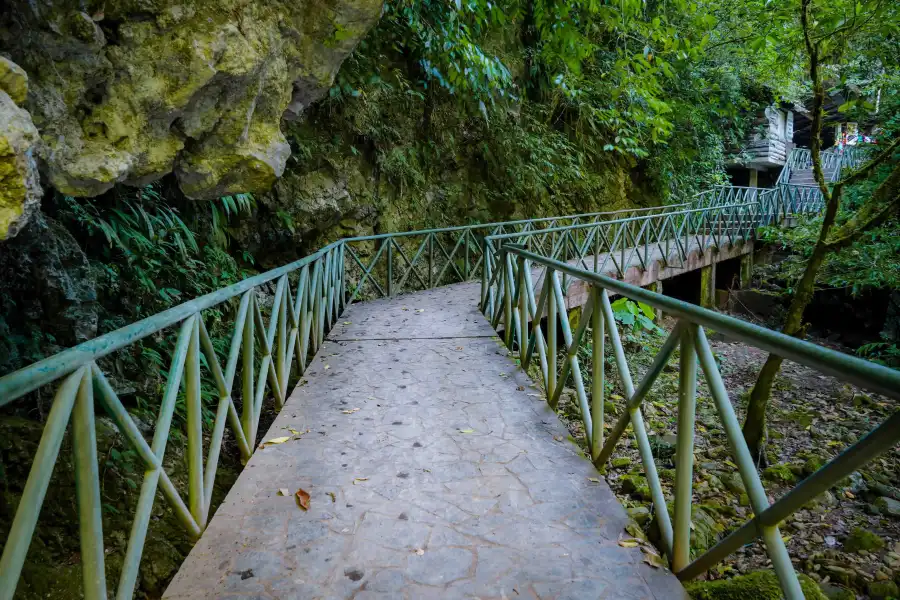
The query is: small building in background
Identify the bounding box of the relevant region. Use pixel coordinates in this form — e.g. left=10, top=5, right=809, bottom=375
left=728, top=105, right=797, bottom=188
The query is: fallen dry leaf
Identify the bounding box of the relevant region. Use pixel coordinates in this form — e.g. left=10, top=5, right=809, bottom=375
left=263, top=436, right=290, bottom=446
left=324, top=365, right=330, bottom=370
left=327, top=492, right=336, bottom=503
left=415, top=309, right=425, bottom=313
left=278, top=488, right=290, bottom=496
left=295, top=488, right=311, bottom=511
left=458, top=428, right=475, bottom=434
left=618, top=539, right=640, bottom=548
left=414, top=548, right=425, bottom=556
left=343, top=321, right=352, bottom=325
left=587, top=477, right=601, bottom=483
left=643, top=553, right=668, bottom=569
left=517, top=386, right=525, bottom=391
left=342, top=408, right=361, bottom=414
left=353, top=477, right=369, bottom=485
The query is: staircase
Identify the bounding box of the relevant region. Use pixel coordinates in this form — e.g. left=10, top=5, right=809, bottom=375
left=786, top=165, right=838, bottom=186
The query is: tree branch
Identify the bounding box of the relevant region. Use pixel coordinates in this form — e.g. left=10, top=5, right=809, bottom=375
left=801, top=0, right=832, bottom=204
left=824, top=160, right=900, bottom=251
left=834, top=137, right=900, bottom=193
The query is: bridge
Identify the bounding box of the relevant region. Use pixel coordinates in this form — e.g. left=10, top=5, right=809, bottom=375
left=1, top=147, right=898, bottom=600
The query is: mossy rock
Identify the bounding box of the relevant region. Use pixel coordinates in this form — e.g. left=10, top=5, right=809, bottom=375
left=619, top=474, right=651, bottom=500
left=611, top=457, right=631, bottom=468
left=819, top=582, right=856, bottom=600
left=763, top=463, right=797, bottom=484
left=867, top=580, right=899, bottom=600
left=648, top=503, right=724, bottom=558
left=685, top=570, right=826, bottom=600
left=723, top=472, right=746, bottom=496
left=843, top=527, right=885, bottom=553
left=659, top=468, right=677, bottom=482
left=803, top=455, right=828, bottom=476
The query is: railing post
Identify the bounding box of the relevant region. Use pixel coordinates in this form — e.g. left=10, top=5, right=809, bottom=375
left=387, top=239, right=394, bottom=297
left=672, top=323, right=698, bottom=572
left=429, top=233, right=434, bottom=289
left=590, top=286, right=604, bottom=460
left=186, top=316, right=205, bottom=527
left=242, top=294, right=256, bottom=445
left=547, top=268, right=558, bottom=404
left=518, top=255, right=528, bottom=357
left=503, top=252, right=514, bottom=348
left=464, top=230, right=470, bottom=281
left=73, top=369, right=108, bottom=600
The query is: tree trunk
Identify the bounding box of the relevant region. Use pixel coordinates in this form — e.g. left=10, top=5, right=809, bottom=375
left=741, top=238, right=830, bottom=461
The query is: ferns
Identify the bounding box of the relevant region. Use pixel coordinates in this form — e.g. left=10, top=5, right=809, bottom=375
left=208, top=193, right=255, bottom=248
left=61, top=185, right=199, bottom=260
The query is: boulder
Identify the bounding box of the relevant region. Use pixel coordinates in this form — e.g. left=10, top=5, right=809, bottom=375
left=0, top=213, right=97, bottom=371
left=627, top=505, right=651, bottom=525
left=0, top=56, right=27, bottom=105
left=843, top=527, right=885, bottom=553
left=0, top=0, right=383, bottom=199
left=867, top=580, right=899, bottom=600
left=0, top=71, right=41, bottom=240
left=874, top=496, right=900, bottom=518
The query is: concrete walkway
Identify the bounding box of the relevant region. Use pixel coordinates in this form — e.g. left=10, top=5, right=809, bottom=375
left=164, top=283, right=686, bottom=600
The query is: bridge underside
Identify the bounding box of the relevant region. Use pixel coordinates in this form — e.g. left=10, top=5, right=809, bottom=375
left=551, top=238, right=753, bottom=311
left=164, top=283, right=685, bottom=599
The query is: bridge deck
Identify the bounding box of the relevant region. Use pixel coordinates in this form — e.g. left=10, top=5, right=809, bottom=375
left=164, top=283, right=685, bottom=600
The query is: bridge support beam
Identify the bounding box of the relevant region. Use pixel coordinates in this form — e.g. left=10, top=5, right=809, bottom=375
left=650, top=281, right=664, bottom=322
left=700, top=264, right=716, bottom=309
left=739, top=253, right=753, bottom=289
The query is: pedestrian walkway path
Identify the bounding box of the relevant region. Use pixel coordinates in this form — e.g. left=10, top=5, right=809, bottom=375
left=164, top=283, right=686, bottom=600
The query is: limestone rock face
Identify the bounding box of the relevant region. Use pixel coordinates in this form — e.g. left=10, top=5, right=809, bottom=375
left=0, top=213, right=97, bottom=371
left=0, top=59, right=42, bottom=240
left=0, top=0, right=383, bottom=199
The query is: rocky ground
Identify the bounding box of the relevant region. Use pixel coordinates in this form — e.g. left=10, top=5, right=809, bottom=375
left=555, top=314, right=900, bottom=600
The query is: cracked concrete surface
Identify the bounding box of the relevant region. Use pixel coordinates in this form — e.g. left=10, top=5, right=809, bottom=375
left=164, top=283, right=687, bottom=599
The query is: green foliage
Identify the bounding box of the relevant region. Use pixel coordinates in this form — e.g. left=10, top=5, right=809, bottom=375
left=610, top=298, right=664, bottom=335
left=208, top=193, right=255, bottom=249
left=311, top=0, right=767, bottom=215
left=51, top=182, right=257, bottom=427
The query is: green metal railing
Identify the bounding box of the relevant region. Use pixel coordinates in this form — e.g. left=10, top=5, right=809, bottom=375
left=342, top=204, right=688, bottom=302
left=481, top=243, right=900, bottom=599
left=774, top=146, right=872, bottom=216
left=0, top=162, right=876, bottom=599
left=0, top=241, right=345, bottom=600
left=0, top=204, right=694, bottom=599
left=480, top=199, right=761, bottom=317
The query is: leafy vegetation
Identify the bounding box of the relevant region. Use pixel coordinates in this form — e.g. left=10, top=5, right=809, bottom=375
left=610, top=298, right=665, bottom=335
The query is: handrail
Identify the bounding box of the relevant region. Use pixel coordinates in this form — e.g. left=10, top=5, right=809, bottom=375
left=479, top=200, right=762, bottom=316
left=483, top=243, right=900, bottom=599
left=0, top=202, right=692, bottom=600
left=0, top=167, right=867, bottom=599
left=341, top=203, right=689, bottom=302
left=0, top=239, right=346, bottom=600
